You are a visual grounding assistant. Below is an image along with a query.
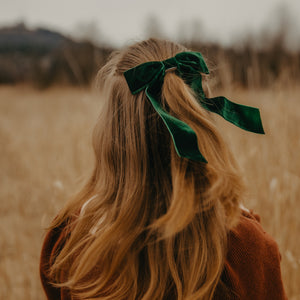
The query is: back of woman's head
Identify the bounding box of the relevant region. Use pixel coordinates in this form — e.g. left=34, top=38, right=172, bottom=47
left=50, top=38, right=244, bottom=300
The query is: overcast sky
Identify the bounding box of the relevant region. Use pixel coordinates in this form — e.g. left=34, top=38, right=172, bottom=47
left=1, top=0, right=300, bottom=48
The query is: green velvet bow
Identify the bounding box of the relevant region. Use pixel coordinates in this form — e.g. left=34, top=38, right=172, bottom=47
left=123, top=51, right=264, bottom=163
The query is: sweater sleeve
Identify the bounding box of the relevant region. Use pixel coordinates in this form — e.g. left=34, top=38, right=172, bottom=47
left=39, top=223, right=71, bottom=300
left=223, top=211, right=287, bottom=300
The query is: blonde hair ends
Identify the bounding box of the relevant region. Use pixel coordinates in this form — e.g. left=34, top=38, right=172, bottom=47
left=49, top=38, right=244, bottom=299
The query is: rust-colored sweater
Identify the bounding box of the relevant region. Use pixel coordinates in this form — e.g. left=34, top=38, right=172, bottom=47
left=40, top=211, right=287, bottom=299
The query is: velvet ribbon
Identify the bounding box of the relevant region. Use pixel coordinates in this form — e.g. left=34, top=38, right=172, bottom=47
left=124, top=51, right=264, bottom=163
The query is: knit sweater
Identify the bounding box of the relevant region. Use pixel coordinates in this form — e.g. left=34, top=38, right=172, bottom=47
left=40, top=210, right=287, bottom=299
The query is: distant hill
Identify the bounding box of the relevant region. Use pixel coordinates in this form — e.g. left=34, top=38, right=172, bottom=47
left=0, top=23, right=72, bottom=55
left=0, top=23, right=113, bottom=87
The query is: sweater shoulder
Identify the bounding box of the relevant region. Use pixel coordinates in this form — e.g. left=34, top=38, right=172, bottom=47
left=223, top=210, right=287, bottom=300
left=229, top=210, right=277, bottom=251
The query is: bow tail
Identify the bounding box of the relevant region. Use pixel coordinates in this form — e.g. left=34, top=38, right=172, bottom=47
left=200, top=96, right=265, bottom=134
left=145, top=86, right=207, bottom=162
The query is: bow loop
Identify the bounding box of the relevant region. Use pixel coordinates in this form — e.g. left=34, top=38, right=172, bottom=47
left=175, top=52, right=209, bottom=76
left=124, top=61, right=164, bottom=94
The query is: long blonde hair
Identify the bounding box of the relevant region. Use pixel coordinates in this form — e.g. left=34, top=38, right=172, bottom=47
left=49, top=38, right=244, bottom=299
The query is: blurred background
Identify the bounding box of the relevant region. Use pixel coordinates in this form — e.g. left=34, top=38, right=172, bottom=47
left=1, top=0, right=300, bottom=88
left=0, top=0, right=299, bottom=299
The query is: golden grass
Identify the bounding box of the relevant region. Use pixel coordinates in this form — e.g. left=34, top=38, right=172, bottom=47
left=0, top=85, right=299, bottom=299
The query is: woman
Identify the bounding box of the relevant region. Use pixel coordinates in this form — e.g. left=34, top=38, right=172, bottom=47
left=40, top=38, right=287, bottom=299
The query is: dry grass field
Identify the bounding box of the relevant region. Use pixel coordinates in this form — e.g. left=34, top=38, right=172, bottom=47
left=0, top=84, right=299, bottom=299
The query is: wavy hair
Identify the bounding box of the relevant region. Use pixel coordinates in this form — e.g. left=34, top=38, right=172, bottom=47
left=49, top=38, right=244, bottom=299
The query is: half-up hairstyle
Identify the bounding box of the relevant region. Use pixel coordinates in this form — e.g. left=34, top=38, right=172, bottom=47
left=48, top=38, right=244, bottom=300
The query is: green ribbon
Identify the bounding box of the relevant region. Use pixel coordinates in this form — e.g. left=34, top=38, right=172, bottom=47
left=123, top=51, right=264, bottom=163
